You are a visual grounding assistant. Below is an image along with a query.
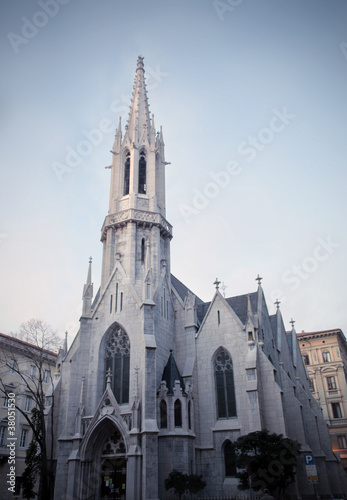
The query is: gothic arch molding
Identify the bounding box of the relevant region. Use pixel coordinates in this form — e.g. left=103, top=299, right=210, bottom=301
left=97, top=322, right=131, bottom=405
left=213, top=346, right=237, bottom=419
left=80, top=414, right=129, bottom=462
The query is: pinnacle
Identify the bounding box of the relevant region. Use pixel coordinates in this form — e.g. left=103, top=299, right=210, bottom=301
left=123, top=56, right=152, bottom=145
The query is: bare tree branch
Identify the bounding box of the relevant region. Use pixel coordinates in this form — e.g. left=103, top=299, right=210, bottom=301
left=0, top=319, right=61, bottom=500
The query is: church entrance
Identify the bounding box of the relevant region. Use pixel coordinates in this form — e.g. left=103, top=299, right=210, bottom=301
left=99, top=428, right=127, bottom=500
left=100, top=457, right=126, bottom=499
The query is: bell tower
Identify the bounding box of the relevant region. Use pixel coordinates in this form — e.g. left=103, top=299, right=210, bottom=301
left=100, top=56, right=172, bottom=300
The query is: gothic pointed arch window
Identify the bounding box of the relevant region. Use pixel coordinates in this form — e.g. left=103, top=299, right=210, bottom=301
left=105, top=325, right=130, bottom=404
left=188, top=400, right=192, bottom=430
left=138, top=150, right=146, bottom=194
left=174, top=399, right=182, bottom=427
left=141, top=238, right=146, bottom=263
left=223, top=440, right=237, bottom=477
left=160, top=400, right=167, bottom=429
left=214, top=348, right=237, bottom=419
left=123, top=151, right=130, bottom=196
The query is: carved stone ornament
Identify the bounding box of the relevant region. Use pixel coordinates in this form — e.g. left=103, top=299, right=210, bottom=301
left=100, top=397, right=115, bottom=416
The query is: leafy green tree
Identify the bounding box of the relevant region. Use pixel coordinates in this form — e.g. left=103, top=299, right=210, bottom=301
left=165, top=469, right=206, bottom=499
left=234, top=430, right=301, bottom=498
left=22, top=439, right=39, bottom=500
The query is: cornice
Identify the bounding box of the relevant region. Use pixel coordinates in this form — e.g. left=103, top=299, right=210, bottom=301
left=101, top=209, right=173, bottom=241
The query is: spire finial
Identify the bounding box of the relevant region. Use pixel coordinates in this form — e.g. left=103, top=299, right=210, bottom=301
left=256, top=274, right=263, bottom=285
left=275, top=299, right=281, bottom=310
left=137, top=55, right=144, bottom=71
left=86, top=257, right=92, bottom=286
left=290, top=318, right=295, bottom=328
left=220, top=282, right=228, bottom=297
left=64, top=330, right=68, bottom=353
left=214, top=278, right=221, bottom=290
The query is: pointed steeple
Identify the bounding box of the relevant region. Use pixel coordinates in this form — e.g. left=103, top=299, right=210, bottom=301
left=82, top=257, right=93, bottom=317
left=256, top=274, right=264, bottom=329
left=124, top=56, right=151, bottom=145
left=101, top=56, right=172, bottom=292
left=162, top=351, right=186, bottom=395
left=63, top=331, right=68, bottom=355
left=274, top=299, right=282, bottom=351
left=290, top=318, right=297, bottom=367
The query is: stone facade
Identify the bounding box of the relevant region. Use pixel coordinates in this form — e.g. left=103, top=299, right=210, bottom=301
left=298, top=328, right=347, bottom=472
left=51, top=57, right=347, bottom=500
left=0, top=332, right=57, bottom=500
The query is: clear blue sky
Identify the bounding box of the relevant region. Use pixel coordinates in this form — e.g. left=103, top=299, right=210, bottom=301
left=1, top=0, right=346, bottom=343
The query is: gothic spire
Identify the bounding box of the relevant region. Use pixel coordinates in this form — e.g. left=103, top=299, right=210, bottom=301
left=124, top=56, right=152, bottom=145
left=82, top=257, right=93, bottom=317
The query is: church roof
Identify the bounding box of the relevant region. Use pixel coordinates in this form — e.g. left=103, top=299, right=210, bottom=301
left=269, top=314, right=277, bottom=334
left=225, top=292, right=258, bottom=325
left=91, top=287, right=100, bottom=309
left=196, top=291, right=259, bottom=327
left=171, top=274, right=204, bottom=305
left=161, top=351, right=186, bottom=395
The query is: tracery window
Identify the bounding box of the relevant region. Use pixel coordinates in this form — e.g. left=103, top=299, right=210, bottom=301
left=138, top=150, right=146, bottom=194
left=102, top=429, right=126, bottom=456
left=105, top=325, right=130, bottom=404
left=223, top=440, right=237, bottom=477
left=123, top=152, right=130, bottom=196
left=215, top=349, right=237, bottom=419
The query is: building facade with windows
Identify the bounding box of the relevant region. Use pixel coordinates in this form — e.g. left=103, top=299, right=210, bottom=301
left=50, top=57, right=347, bottom=500
left=0, top=332, right=57, bottom=500
left=298, top=329, right=347, bottom=472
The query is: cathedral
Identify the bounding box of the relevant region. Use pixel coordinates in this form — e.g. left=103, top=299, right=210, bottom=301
left=50, top=57, right=347, bottom=500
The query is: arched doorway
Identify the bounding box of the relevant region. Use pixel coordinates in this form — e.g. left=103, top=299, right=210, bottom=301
left=100, top=428, right=127, bottom=499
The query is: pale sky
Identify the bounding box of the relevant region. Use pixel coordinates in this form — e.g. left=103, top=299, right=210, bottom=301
left=1, top=0, right=347, bottom=344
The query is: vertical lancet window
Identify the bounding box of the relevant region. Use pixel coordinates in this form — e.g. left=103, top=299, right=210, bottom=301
left=141, top=238, right=145, bottom=263
left=215, top=348, right=237, bottom=419
left=105, top=325, right=130, bottom=404
left=188, top=400, right=192, bottom=430
left=174, top=399, right=182, bottom=427
left=160, top=400, right=167, bottom=429
left=138, top=150, right=146, bottom=194
left=123, top=152, right=130, bottom=196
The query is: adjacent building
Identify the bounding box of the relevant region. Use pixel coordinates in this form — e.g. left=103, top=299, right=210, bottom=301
left=298, top=328, right=347, bottom=472
left=47, top=57, right=347, bottom=500
left=0, top=332, right=57, bottom=500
